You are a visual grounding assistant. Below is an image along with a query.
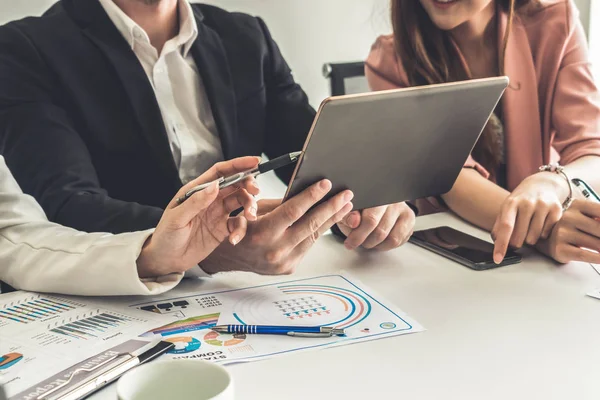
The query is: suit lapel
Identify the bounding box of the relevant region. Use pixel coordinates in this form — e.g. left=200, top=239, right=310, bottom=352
left=190, top=11, right=237, bottom=159
left=64, top=0, right=180, bottom=183
left=497, top=11, right=543, bottom=190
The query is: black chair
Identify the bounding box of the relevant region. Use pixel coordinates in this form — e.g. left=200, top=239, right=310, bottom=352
left=322, top=61, right=367, bottom=96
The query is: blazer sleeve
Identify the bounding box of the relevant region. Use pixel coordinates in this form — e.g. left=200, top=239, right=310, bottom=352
left=0, top=23, right=163, bottom=234
left=256, top=17, right=316, bottom=184
left=0, top=157, right=183, bottom=296
left=551, top=10, right=600, bottom=164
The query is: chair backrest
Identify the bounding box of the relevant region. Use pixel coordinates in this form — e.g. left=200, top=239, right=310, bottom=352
left=323, top=62, right=368, bottom=96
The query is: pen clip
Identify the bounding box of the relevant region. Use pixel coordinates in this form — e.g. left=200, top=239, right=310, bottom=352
left=320, top=327, right=345, bottom=336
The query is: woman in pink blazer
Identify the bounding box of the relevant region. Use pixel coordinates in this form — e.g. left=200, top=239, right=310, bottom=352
left=366, top=0, right=600, bottom=264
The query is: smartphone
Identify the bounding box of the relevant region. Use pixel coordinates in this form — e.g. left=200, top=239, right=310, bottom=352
left=572, top=178, right=600, bottom=203
left=409, top=226, right=522, bottom=271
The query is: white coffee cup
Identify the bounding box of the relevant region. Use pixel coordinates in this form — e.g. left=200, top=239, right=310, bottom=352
left=117, top=359, right=234, bottom=400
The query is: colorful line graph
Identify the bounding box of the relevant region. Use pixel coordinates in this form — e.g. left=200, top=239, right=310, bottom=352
left=141, top=313, right=219, bottom=338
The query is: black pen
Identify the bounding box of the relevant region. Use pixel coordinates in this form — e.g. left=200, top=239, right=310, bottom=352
left=176, top=151, right=302, bottom=205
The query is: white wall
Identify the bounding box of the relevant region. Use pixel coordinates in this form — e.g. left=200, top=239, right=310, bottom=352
left=574, top=0, right=591, bottom=34
left=0, top=0, right=56, bottom=24
left=199, top=0, right=390, bottom=107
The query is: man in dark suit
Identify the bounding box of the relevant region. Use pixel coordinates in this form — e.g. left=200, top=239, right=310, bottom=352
left=0, top=0, right=415, bottom=277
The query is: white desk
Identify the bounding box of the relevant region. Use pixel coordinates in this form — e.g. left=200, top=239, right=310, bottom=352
left=90, top=212, right=600, bottom=400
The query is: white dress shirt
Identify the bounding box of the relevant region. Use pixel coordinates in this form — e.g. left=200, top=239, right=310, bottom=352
left=0, top=156, right=183, bottom=296
left=98, top=0, right=224, bottom=184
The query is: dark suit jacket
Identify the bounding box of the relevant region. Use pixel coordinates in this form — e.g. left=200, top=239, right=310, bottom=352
left=0, top=0, right=315, bottom=234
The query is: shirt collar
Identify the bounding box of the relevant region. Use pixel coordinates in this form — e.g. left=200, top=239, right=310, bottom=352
left=97, top=0, right=198, bottom=57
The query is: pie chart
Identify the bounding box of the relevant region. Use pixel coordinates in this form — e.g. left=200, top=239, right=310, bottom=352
left=164, top=337, right=201, bottom=354
left=0, top=353, right=23, bottom=370
left=203, top=330, right=246, bottom=347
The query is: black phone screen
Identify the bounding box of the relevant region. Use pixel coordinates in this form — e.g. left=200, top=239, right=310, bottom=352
left=411, top=226, right=520, bottom=265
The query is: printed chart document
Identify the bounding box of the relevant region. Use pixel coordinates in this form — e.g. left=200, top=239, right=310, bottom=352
left=0, top=292, right=161, bottom=399
left=130, top=274, right=424, bottom=364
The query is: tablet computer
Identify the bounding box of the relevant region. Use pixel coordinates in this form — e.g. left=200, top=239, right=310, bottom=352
left=283, top=77, right=509, bottom=210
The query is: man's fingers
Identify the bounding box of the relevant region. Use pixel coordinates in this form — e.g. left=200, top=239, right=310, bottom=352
left=361, top=207, right=397, bottom=249
left=227, top=216, right=248, bottom=246
left=219, top=176, right=260, bottom=198
left=258, top=198, right=353, bottom=276
left=492, top=202, right=518, bottom=264
left=268, top=180, right=333, bottom=234
left=287, top=190, right=354, bottom=247
left=169, top=181, right=220, bottom=227
left=221, top=189, right=257, bottom=221
left=294, top=202, right=354, bottom=256
left=344, top=206, right=387, bottom=250
left=257, top=199, right=283, bottom=216
left=169, top=157, right=260, bottom=208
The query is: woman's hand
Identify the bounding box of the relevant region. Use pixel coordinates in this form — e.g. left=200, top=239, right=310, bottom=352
left=136, top=157, right=261, bottom=278
left=537, top=200, right=600, bottom=264
left=492, top=172, right=570, bottom=263
left=336, top=202, right=416, bottom=251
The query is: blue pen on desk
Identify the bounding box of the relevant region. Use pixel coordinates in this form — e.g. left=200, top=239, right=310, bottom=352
left=212, top=325, right=345, bottom=338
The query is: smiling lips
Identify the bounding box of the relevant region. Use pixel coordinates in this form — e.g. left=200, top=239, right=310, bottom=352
left=432, top=0, right=460, bottom=9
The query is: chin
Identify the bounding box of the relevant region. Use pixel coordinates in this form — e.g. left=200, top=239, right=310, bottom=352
left=429, top=16, right=463, bottom=31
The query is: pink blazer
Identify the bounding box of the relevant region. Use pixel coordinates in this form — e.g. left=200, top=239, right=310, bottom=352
left=366, top=0, right=600, bottom=200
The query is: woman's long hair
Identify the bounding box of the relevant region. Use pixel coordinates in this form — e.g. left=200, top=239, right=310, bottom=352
left=391, top=0, right=537, bottom=173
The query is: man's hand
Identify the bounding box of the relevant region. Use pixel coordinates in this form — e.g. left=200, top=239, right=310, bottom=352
left=136, top=157, right=261, bottom=278
left=336, top=202, right=416, bottom=251
left=201, top=180, right=354, bottom=275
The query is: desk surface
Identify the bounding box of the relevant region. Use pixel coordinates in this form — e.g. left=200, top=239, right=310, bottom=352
left=89, top=212, right=600, bottom=400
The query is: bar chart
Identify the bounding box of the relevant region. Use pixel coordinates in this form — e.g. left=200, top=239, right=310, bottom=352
left=49, top=313, right=132, bottom=340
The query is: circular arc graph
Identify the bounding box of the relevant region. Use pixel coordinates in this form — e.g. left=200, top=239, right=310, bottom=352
left=231, top=284, right=372, bottom=330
